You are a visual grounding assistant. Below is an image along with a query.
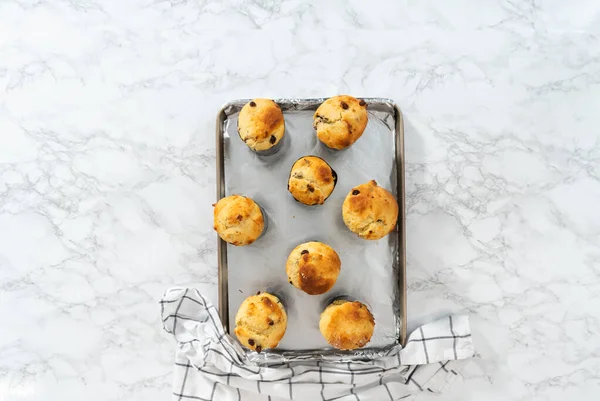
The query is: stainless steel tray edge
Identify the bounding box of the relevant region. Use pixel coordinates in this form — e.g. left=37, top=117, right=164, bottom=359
left=216, top=106, right=229, bottom=333
left=215, top=98, right=407, bottom=352
left=394, top=104, right=407, bottom=347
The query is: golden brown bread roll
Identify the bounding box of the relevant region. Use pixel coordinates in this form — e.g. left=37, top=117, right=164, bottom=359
left=286, top=241, right=341, bottom=295
left=234, top=292, right=287, bottom=352
left=287, top=156, right=337, bottom=206
left=237, top=98, right=285, bottom=153
left=313, top=95, right=368, bottom=150
left=319, top=300, right=375, bottom=350
left=342, top=180, right=398, bottom=240
left=213, top=195, right=265, bottom=246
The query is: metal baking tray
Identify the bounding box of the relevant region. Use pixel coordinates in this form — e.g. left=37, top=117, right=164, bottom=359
left=216, top=98, right=406, bottom=363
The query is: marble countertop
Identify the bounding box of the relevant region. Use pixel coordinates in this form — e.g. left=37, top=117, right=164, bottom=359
left=1, top=1, right=599, bottom=400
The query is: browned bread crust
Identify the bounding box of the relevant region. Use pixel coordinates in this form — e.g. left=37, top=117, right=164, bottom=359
left=319, top=300, right=375, bottom=350
left=213, top=195, right=264, bottom=246
left=288, top=156, right=337, bottom=205
left=313, top=95, right=368, bottom=150
left=342, top=180, right=398, bottom=240
left=286, top=241, right=341, bottom=295
left=234, top=292, right=287, bottom=352
left=238, top=99, right=285, bottom=151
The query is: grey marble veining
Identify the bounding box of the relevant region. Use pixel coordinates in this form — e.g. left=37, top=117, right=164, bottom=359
left=1, top=1, right=599, bottom=400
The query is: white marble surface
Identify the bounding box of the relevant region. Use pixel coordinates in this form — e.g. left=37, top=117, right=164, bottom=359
left=1, top=1, right=599, bottom=400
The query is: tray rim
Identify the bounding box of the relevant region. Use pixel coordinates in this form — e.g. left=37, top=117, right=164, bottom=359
left=215, top=97, right=407, bottom=351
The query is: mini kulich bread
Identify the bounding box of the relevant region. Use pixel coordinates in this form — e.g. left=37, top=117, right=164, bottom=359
left=286, top=241, right=341, bottom=295
left=288, top=156, right=337, bottom=206
left=313, top=95, right=368, bottom=150
left=319, top=300, right=375, bottom=350
left=234, top=292, right=287, bottom=352
left=238, top=98, right=285, bottom=153
left=342, top=180, right=398, bottom=240
left=213, top=195, right=265, bottom=246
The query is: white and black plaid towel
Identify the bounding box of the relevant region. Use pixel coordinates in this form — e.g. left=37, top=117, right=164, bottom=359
left=160, top=288, right=474, bottom=401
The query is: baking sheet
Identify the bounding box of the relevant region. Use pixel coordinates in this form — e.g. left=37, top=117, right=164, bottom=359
left=216, top=98, right=405, bottom=363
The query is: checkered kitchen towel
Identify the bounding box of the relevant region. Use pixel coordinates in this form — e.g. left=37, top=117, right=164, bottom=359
left=161, top=288, right=474, bottom=401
